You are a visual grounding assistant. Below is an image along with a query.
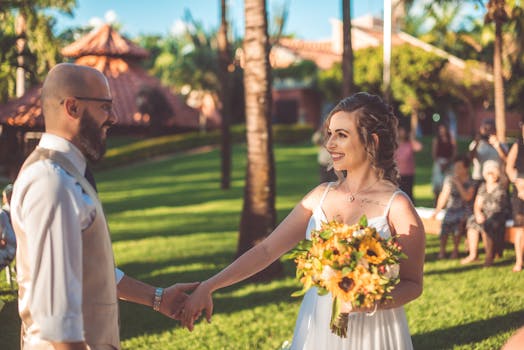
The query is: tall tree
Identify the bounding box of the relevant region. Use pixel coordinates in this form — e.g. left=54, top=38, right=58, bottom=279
left=485, top=0, right=508, bottom=142
left=218, top=0, right=232, bottom=189
left=237, top=0, right=281, bottom=280
left=0, top=0, right=76, bottom=102
left=342, top=0, right=354, bottom=97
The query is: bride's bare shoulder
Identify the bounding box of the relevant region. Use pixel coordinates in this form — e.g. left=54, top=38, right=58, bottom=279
left=301, top=181, right=336, bottom=210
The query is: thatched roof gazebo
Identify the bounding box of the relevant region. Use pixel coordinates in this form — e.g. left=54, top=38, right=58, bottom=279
left=0, top=24, right=201, bottom=132
left=0, top=24, right=205, bottom=179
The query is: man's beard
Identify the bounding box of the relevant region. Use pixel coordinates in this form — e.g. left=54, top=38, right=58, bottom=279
left=76, top=109, right=108, bottom=163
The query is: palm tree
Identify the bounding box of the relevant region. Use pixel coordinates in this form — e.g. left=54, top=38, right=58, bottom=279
left=218, top=0, right=232, bottom=189
left=0, top=0, right=76, bottom=102
left=342, top=0, right=354, bottom=97
left=485, top=0, right=508, bottom=142
left=237, top=0, right=281, bottom=280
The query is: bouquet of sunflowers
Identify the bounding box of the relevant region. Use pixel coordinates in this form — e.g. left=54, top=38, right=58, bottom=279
left=286, top=216, right=406, bottom=338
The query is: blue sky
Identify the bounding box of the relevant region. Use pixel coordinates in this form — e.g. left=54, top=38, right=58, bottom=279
left=53, top=0, right=386, bottom=40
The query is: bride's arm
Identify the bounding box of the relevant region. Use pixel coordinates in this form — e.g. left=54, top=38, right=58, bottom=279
left=179, top=185, right=325, bottom=329
left=381, top=193, right=425, bottom=309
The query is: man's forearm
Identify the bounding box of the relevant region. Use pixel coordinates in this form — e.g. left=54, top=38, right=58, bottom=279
left=117, top=275, right=156, bottom=308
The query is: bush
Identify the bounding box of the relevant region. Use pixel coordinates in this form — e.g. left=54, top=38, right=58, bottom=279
left=96, top=124, right=314, bottom=170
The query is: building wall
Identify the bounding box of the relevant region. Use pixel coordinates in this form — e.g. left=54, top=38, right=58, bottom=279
left=272, top=88, right=322, bottom=127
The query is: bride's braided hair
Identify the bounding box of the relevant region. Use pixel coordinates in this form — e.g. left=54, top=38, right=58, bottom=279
left=323, top=92, right=400, bottom=185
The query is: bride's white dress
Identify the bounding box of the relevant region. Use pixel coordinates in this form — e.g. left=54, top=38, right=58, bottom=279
left=290, top=184, right=414, bottom=350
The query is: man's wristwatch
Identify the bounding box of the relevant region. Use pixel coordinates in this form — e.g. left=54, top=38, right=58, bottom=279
left=153, top=287, right=164, bottom=311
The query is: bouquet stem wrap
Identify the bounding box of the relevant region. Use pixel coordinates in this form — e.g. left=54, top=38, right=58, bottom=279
left=330, top=297, right=349, bottom=338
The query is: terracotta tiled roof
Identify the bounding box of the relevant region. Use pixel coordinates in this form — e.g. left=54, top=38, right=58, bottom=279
left=0, top=86, right=43, bottom=128
left=275, top=18, right=493, bottom=83
left=0, top=25, right=201, bottom=130
left=75, top=55, right=200, bottom=128
left=61, top=24, right=149, bottom=59
left=274, top=38, right=339, bottom=70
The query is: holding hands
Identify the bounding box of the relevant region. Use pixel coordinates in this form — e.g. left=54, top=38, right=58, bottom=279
left=178, top=281, right=214, bottom=330
left=158, top=282, right=201, bottom=320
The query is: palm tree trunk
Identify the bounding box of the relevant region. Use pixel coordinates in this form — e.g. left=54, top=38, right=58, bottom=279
left=486, top=0, right=508, bottom=142
left=15, top=11, right=26, bottom=97
left=218, top=0, right=232, bottom=189
left=493, top=12, right=506, bottom=142
left=237, top=0, right=281, bottom=280
left=342, top=0, right=354, bottom=97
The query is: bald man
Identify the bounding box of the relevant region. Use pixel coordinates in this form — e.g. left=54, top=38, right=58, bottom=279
left=11, top=63, right=197, bottom=350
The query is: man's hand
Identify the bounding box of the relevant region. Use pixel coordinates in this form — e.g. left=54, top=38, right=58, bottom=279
left=179, top=281, right=214, bottom=331
left=159, top=282, right=200, bottom=320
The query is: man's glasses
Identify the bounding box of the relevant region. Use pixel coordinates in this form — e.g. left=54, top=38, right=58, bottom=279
left=61, top=96, right=113, bottom=104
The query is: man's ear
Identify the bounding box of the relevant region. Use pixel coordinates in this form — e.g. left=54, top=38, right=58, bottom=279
left=372, top=133, right=379, bottom=148
left=64, top=98, right=80, bottom=119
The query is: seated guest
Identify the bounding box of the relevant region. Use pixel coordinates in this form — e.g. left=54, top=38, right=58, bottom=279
left=432, top=155, right=475, bottom=259
left=461, top=160, right=509, bottom=266
left=505, top=120, right=524, bottom=272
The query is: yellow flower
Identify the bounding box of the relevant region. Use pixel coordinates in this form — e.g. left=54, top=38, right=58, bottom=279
left=325, top=269, right=360, bottom=303
left=359, top=236, right=387, bottom=265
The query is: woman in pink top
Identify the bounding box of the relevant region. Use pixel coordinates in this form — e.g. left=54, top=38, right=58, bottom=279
left=396, top=125, right=423, bottom=202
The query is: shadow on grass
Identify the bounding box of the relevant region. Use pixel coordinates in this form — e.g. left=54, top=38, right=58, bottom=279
left=108, top=206, right=293, bottom=244
left=118, top=276, right=299, bottom=342
left=423, top=257, right=514, bottom=276
left=412, top=310, right=524, bottom=350
left=0, top=299, right=21, bottom=350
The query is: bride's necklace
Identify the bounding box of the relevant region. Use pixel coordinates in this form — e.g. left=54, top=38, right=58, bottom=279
left=343, top=179, right=379, bottom=202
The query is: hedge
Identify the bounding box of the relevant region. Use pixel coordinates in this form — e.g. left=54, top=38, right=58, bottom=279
left=96, top=124, right=315, bottom=170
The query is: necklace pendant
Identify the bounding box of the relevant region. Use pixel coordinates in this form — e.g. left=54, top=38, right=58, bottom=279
left=347, top=194, right=355, bottom=202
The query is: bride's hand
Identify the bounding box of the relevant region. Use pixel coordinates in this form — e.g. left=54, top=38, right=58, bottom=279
left=340, top=301, right=352, bottom=313
left=179, top=281, right=214, bottom=331
left=348, top=302, right=378, bottom=314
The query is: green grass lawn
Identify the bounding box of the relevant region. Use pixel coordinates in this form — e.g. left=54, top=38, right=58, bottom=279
left=1, top=141, right=522, bottom=349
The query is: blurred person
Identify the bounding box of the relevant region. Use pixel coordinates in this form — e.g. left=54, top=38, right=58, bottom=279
left=431, top=124, right=456, bottom=204
left=11, top=63, right=198, bottom=350
left=505, top=119, right=524, bottom=272
left=431, top=155, right=475, bottom=259
left=395, top=125, right=423, bottom=203
left=502, top=326, right=524, bottom=350
left=461, top=161, right=509, bottom=266
left=469, top=118, right=508, bottom=186
left=0, top=184, right=16, bottom=274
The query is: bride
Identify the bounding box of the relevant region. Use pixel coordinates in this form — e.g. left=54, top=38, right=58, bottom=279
left=179, top=92, right=425, bottom=349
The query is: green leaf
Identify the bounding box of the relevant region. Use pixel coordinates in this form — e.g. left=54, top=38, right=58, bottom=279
left=341, top=267, right=352, bottom=275
left=317, top=287, right=329, bottom=296
left=320, top=229, right=333, bottom=240
left=359, top=215, right=368, bottom=227
left=291, top=287, right=310, bottom=297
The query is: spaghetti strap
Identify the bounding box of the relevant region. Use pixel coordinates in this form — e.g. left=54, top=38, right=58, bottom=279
left=383, top=190, right=404, bottom=217
left=319, top=182, right=333, bottom=207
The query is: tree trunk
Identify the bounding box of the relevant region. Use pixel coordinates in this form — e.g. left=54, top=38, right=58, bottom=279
left=342, top=0, right=354, bottom=97
left=218, top=0, right=232, bottom=189
left=493, top=8, right=506, bottom=142
left=410, top=109, right=418, bottom=138
left=237, top=0, right=281, bottom=281
left=15, top=11, right=26, bottom=98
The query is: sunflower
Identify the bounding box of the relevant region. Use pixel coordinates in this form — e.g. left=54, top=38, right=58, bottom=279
left=325, top=269, right=360, bottom=302
left=358, top=236, right=387, bottom=265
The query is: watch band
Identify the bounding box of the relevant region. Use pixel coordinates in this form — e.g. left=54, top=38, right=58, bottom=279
left=153, top=287, right=164, bottom=311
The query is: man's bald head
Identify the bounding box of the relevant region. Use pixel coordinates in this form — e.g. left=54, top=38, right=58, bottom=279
left=41, top=63, right=111, bottom=126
